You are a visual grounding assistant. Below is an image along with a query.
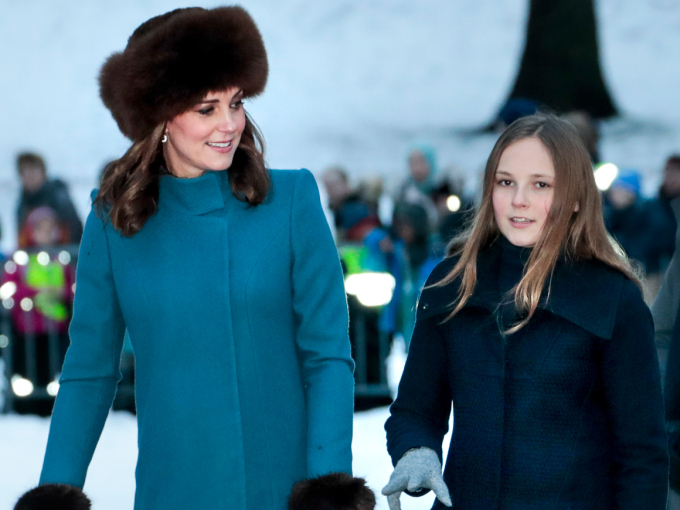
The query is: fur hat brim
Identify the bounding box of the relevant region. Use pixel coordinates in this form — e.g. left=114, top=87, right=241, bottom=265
left=99, top=6, right=268, bottom=141
left=289, top=473, right=376, bottom=510
left=14, top=484, right=91, bottom=510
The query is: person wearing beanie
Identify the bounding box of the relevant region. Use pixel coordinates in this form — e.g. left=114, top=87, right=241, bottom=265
left=603, top=170, right=655, bottom=275
left=17, top=6, right=366, bottom=510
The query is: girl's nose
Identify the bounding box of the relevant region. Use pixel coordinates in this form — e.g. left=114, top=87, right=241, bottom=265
left=512, top=187, right=529, bottom=208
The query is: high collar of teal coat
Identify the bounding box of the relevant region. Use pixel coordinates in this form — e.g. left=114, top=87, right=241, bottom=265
left=159, top=170, right=235, bottom=215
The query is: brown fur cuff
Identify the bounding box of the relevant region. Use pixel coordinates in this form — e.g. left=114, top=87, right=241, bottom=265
left=14, top=484, right=91, bottom=510
left=289, top=473, right=376, bottom=510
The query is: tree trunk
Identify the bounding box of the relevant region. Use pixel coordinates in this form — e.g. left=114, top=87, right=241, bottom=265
left=505, top=0, right=617, bottom=119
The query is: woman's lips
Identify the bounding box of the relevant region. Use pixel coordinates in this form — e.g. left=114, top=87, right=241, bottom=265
left=206, top=141, right=233, bottom=153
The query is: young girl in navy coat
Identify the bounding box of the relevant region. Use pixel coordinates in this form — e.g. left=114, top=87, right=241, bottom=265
left=383, top=114, right=669, bottom=509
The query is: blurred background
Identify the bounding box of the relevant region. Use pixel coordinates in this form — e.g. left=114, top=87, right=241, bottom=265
left=0, top=0, right=679, bottom=508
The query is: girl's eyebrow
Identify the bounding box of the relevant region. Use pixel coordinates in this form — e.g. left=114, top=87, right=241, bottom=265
left=496, top=170, right=554, bottom=179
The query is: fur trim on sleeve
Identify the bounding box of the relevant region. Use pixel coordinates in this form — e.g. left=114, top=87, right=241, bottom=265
left=14, top=484, right=91, bottom=510
left=289, top=473, right=376, bottom=510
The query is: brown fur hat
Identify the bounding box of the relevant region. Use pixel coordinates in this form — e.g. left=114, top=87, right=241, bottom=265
left=99, top=5, right=268, bottom=141
left=14, top=484, right=91, bottom=510
left=289, top=473, right=376, bottom=510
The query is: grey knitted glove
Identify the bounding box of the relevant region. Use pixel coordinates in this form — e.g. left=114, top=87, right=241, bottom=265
left=381, top=447, right=452, bottom=510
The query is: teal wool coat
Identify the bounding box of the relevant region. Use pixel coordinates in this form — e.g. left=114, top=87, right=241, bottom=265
left=39, top=169, right=355, bottom=510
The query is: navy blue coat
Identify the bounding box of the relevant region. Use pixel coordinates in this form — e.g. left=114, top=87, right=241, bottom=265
left=386, top=239, right=668, bottom=509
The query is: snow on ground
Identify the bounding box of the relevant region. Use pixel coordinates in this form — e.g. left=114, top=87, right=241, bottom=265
left=0, top=340, right=451, bottom=510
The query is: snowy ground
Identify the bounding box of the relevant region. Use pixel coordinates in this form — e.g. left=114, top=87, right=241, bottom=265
left=0, top=338, right=451, bottom=510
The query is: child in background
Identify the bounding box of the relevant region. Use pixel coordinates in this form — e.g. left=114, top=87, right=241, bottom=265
left=1, top=207, right=75, bottom=414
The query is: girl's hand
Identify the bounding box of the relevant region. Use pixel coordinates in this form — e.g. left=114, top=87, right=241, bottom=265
left=381, top=447, right=452, bottom=510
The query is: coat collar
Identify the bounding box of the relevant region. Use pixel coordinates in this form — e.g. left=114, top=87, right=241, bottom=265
left=419, top=238, right=625, bottom=339
left=158, top=170, right=230, bottom=215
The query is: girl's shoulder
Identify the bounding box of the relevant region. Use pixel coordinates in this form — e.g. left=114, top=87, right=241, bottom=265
left=546, top=256, right=645, bottom=339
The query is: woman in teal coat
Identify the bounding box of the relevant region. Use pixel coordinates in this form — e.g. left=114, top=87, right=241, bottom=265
left=16, top=7, right=374, bottom=510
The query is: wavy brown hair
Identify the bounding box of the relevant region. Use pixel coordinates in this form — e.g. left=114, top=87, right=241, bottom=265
left=436, top=114, right=640, bottom=333
left=95, top=111, right=268, bottom=236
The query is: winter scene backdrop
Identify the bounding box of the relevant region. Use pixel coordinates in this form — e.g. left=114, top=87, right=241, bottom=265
left=0, top=0, right=679, bottom=508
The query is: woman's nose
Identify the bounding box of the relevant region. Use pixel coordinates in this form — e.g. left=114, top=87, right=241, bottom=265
left=217, top=111, right=238, bottom=133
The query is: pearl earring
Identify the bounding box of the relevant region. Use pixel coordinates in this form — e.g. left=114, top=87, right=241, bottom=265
left=162, top=133, right=168, bottom=143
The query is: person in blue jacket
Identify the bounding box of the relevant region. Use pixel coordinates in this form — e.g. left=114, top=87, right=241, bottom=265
left=382, top=114, right=668, bottom=509
left=15, top=6, right=375, bottom=510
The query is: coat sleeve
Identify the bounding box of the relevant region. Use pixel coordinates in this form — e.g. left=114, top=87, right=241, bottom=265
left=385, top=306, right=452, bottom=467
left=290, top=169, right=355, bottom=477
left=39, top=203, right=126, bottom=488
left=601, top=279, right=669, bottom=509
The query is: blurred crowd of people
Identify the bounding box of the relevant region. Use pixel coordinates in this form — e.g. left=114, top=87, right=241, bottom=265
left=1, top=116, right=679, bottom=413
left=319, top=115, right=680, bottom=351
left=321, top=141, right=475, bottom=350
left=603, top=156, right=680, bottom=300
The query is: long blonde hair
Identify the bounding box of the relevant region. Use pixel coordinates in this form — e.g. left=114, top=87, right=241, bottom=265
left=436, top=114, right=640, bottom=333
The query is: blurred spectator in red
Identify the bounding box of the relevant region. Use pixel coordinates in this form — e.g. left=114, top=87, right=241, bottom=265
left=322, top=166, right=379, bottom=242
left=1, top=207, right=75, bottom=414
left=3, top=207, right=75, bottom=338
left=16, top=152, right=83, bottom=248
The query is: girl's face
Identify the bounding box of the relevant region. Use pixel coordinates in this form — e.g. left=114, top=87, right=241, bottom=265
left=492, top=137, right=555, bottom=247
left=164, top=87, right=246, bottom=178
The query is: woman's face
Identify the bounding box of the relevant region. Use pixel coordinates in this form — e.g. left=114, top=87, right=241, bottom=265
left=492, top=137, right=555, bottom=247
left=164, top=87, right=246, bottom=178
